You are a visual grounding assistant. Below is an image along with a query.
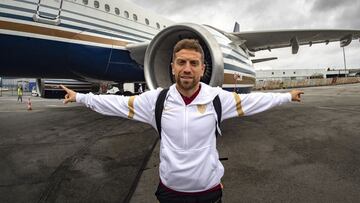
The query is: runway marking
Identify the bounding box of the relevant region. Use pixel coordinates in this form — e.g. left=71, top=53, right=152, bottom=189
left=318, top=106, right=360, bottom=113
left=0, top=110, right=42, bottom=112
left=46, top=105, right=71, bottom=108
left=0, top=99, right=19, bottom=101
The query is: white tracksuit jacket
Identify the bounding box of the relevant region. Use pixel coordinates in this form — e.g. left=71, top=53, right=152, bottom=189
left=76, top=82, right=291, bottom=192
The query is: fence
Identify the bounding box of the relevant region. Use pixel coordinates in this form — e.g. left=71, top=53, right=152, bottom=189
left=254, top=77, right=360, bottom=90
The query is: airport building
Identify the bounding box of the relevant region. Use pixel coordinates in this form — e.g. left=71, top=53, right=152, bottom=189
left=0, top=77, right=36, bottom=92
left=255, top=68, right=360, bottom=81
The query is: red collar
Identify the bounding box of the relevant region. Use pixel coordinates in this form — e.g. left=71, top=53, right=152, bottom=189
left=180, top=85, right=201, bottom=105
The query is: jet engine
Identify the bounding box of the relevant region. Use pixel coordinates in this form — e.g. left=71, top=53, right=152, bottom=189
left=144, top=23, right=226, bottom=90
left=143, top=23, right=255, bottom=92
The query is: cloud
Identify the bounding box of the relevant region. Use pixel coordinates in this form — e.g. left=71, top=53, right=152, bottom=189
left=309, top=0, right=360, bottom=28
left=311, top=0, right=353, bottom=12
left=334, top=3, right=360, bottom=28
left=128, top=0, right=360, bottom=69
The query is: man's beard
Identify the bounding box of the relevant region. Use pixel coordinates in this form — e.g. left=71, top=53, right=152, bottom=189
left=176, top=75, right=199, bottom=91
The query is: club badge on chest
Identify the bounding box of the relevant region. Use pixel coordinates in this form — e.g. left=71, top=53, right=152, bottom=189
left=197, top=104, right=207, bottom=114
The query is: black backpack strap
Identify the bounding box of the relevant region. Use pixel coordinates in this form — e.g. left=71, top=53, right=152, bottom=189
left=155, top=88, right=169, bottom=139
left=213, top=95, right=222, bottom=137
left=213, top=95, right=228, bottom=161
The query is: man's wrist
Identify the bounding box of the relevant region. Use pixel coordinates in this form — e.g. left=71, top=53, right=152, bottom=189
left=287, top=92, right=292, bottom=102
left=75, top=92, right=83, bottom=103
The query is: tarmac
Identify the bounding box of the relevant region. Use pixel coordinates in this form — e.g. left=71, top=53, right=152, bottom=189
left=1, top=83, right=360, bottom=203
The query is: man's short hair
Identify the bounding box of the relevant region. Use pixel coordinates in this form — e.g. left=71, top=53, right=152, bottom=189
left=172, top=39, right=205, bottom=64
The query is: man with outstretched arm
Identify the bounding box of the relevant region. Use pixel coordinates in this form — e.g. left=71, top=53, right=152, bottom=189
left=61, top=39, right=303, bottom=203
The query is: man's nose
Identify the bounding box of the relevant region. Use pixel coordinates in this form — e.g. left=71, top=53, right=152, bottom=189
left=183, top=61, right=192, bottom=72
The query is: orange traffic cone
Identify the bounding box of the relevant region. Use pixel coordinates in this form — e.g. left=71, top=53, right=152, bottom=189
left=27, top=97, right=32, bottom=111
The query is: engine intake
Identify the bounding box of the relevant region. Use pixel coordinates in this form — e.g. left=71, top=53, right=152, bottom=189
left=144, top=23, right=224, bottom=90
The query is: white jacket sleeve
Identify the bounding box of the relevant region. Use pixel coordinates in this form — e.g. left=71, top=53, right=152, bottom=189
left=220, top=90, right=292, bottom=121
left=75, top=90, right=160, bottom=125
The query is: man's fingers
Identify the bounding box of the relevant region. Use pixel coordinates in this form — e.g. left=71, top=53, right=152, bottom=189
left=298, top=91, right=304, bottom=101
left=290, top=90, right=304, bottom=102
left=60, top=84, right=70, bottom=93
left=61, top=86, right=75, bottom=104
left=295, top=91, right=303, bottom=102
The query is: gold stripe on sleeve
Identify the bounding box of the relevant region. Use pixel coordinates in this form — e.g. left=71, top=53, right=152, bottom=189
left=128, top=96, right=136, bottom=119
left=233, top=92, right=244, bottom=116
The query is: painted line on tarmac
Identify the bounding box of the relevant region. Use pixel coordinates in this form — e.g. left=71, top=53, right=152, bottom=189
left=46, top=105, right=72, bottom=108
left=318, top=106, right=360, bottom=113
left=0, top=110, right=43, bottom=113
left=0, top=99, right=19, bottom=101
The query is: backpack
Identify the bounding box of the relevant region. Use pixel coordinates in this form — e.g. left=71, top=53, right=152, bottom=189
left=155, top=88, right=222, bottom=139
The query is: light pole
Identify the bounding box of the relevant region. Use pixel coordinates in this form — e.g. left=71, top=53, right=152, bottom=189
left=342, top=47, right=347, bottom=77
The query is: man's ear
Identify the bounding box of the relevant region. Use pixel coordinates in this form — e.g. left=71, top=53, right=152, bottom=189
left=171, top=62, right=175, bottom=75
left=201, top=64, right=205, bottom=77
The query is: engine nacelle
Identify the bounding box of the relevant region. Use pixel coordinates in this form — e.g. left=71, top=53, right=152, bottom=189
left=143, top=23, right=256, bottom=93
left=144, top=23, right=224, bottom=90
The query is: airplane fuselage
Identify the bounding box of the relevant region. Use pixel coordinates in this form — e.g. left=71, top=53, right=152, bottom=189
left=1, top=0, right=257, bottom=93
left=0, top=0, right=174, bottom=81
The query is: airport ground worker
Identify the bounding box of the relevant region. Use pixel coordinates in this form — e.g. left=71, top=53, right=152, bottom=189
left=138, top=83, right=143, bottom=93
left=17, top=85, right=23, bottom=103
left=61, top=39, right=303, bottom=203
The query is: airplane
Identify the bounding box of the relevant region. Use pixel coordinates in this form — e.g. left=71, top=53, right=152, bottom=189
left=1, top=0, right=360, bottom=97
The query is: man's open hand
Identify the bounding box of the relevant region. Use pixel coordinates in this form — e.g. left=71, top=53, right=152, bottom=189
left=290, top=90, right=304, bottom=102
left=60, top=85, right=77, bottom=104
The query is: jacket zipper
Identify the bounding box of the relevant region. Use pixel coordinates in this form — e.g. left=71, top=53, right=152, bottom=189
left=184, top=105, right=188, bottom=149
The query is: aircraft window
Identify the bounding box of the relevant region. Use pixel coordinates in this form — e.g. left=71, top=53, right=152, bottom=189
left=94, top=1, right=99, bottom=8
left=283, top=72, right=285, bottom=75
left=124, top=11, right=129, bottom=18
left=145, top=18, right=149, bottom=25
left=163, top=25, right=166, bottom=28
left=115, top=8, right=120, bottom=15
left=133, top=14, right=138, bottom=21
left=105, top=4, right=110, bottom=12
left=293, top=71, right=296, bottom=74
left=82, top=0, right=88, bottom=5
left=272, top=72, right=274, bottom=75
left=156, top=22, right=160, bottom=29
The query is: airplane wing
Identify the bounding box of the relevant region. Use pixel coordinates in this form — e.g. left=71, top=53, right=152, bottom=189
left=231, top=29, right=360, bottom=54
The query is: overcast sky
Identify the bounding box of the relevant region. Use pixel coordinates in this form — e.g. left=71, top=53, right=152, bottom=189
left=129, top=0, right=360, bottom=70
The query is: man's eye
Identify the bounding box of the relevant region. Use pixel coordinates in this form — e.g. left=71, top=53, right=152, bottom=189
left=190, top=61, right=199, bottom=66
left=177, top=60, right=185, bottom=65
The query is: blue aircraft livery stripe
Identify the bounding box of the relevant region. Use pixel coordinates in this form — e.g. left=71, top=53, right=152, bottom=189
left=0, top=33, right=145, bottom=82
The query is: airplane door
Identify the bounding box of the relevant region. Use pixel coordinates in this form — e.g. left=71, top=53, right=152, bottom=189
left=33, top=0, right=63, bottom=25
